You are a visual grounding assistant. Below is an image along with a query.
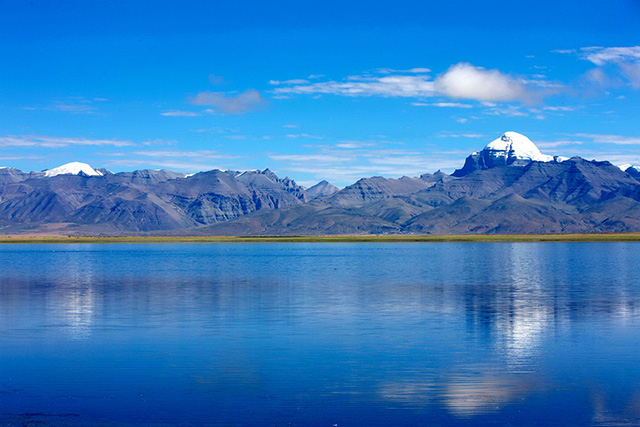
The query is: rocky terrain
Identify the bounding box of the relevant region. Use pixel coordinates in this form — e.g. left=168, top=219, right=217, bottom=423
left=3, top=131, right=640, bottom=235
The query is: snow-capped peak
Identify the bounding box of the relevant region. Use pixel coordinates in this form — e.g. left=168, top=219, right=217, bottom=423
left=618, top=164, right=640, bottom=173
left=44, top=162, right=103, bottom=177
left=483, top=131, right=553, bottom=162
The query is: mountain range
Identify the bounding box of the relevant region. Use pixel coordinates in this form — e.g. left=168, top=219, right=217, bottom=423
left=3, top=131, right=640, bottom=236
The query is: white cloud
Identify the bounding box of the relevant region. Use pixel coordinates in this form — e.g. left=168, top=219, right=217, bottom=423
left=161, top=111, right=200, bottom=117
left=0, top=135, right=134, bottom=148
left=190, top=89, right=268, bottom=114
left=434, top=63, right=529, bottom=102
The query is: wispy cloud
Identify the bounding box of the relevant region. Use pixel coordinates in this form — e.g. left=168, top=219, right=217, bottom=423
left=132, top=150, right=237, bottom=159
left=0, top=135, right=134, bottom=148
left=573, top=133, right=640, bottom=145
left=268, top=145, right=464, bottom=185
left=534, top=140, right=584, bottom=149
left=273, top=75, right=436, bottom=98
left=269, top=79, right=310, bottom=85
left=412, top=102, right=474, bottom=108
left=437, top=133, right=486, bottom=139
left=105, top=149, right=241, bottom=172
left=581, top=46, right=640, bottom=66
left=269, top=153, right=351, bottom=163
left=286, top=133, right=324, bottom=139
left=0, top=154, right=46, bottom=161
left=190, top=89, right=268, bottom=114
left=208, top=74, right=225, bottom=85
left=582, top=46, right=640, bottom=89
left=52, top=104, right=97, bottom=114
left=559, top=46, right=640, bottom=90
left=376, top=67, right=431, bottom=74
left=161, top=111, right=201, bottom=117
left=23, top=97, right=104, bottom=114
left=483, top=105, right=530, bottom=117
left=106, top=159, right=223, bottom=172
left=335, top=140, right=377, bottom=148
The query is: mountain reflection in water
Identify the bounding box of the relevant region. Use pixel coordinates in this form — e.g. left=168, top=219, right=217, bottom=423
left=0, top=243, right=639, bottom=426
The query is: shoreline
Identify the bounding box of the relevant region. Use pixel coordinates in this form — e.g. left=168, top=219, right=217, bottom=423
left=2, top=233, right=640, bottom=243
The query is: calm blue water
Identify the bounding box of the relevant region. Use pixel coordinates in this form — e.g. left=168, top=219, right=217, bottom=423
left=0, top=243, right=639, bottom=426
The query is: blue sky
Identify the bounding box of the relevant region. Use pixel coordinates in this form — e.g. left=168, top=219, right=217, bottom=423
left=1, top=0, right=640, bottom=186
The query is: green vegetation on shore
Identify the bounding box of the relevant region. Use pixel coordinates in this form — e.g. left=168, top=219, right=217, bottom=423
left=2, top=233, right=640, bottom=244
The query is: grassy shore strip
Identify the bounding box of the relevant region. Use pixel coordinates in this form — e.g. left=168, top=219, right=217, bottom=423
left=2, top=233, right=640, bottom=243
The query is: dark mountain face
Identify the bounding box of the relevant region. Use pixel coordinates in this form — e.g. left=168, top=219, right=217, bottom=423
left=180, top=156, right=640, bottom=236
left=0, top=168, right=308, bottom=233
left=4, top=132, right=640, bottom=236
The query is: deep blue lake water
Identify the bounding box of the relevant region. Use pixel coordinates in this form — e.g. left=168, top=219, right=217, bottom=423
left=0, top=243, right=639, bottom=426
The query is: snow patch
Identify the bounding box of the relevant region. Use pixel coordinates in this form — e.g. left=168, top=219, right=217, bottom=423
left=44, top=162, right=103, bottom=177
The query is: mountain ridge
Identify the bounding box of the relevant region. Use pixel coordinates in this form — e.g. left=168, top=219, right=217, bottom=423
left=2, top=132, right=640, bottom=236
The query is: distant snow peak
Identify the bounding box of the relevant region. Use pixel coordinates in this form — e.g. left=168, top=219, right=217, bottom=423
left=619, top=163, right=640, bottom=172
left=484, top=131, right=553, bottom=163
left=44, top=162, right=103, bottom=177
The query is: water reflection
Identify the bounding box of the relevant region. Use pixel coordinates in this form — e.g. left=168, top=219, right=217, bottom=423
left=0, top=243, right=639, bottom=425
left=45, top=248, right=97, bottom=339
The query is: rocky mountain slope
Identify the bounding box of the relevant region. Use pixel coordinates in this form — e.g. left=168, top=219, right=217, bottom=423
left=3, top=132, right=640, bottom=235
left=0, top=166, right=308, bottom=234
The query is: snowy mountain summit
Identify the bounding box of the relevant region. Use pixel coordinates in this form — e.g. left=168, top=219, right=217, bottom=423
left=483, top=131, right=553, bottom=163
left=453, top=131, right=564, bottom=177
left=44, top=162, right=103, bottom=177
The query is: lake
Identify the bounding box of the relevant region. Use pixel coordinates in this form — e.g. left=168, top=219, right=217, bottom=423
left=0, top=243, right=639, bottom=426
